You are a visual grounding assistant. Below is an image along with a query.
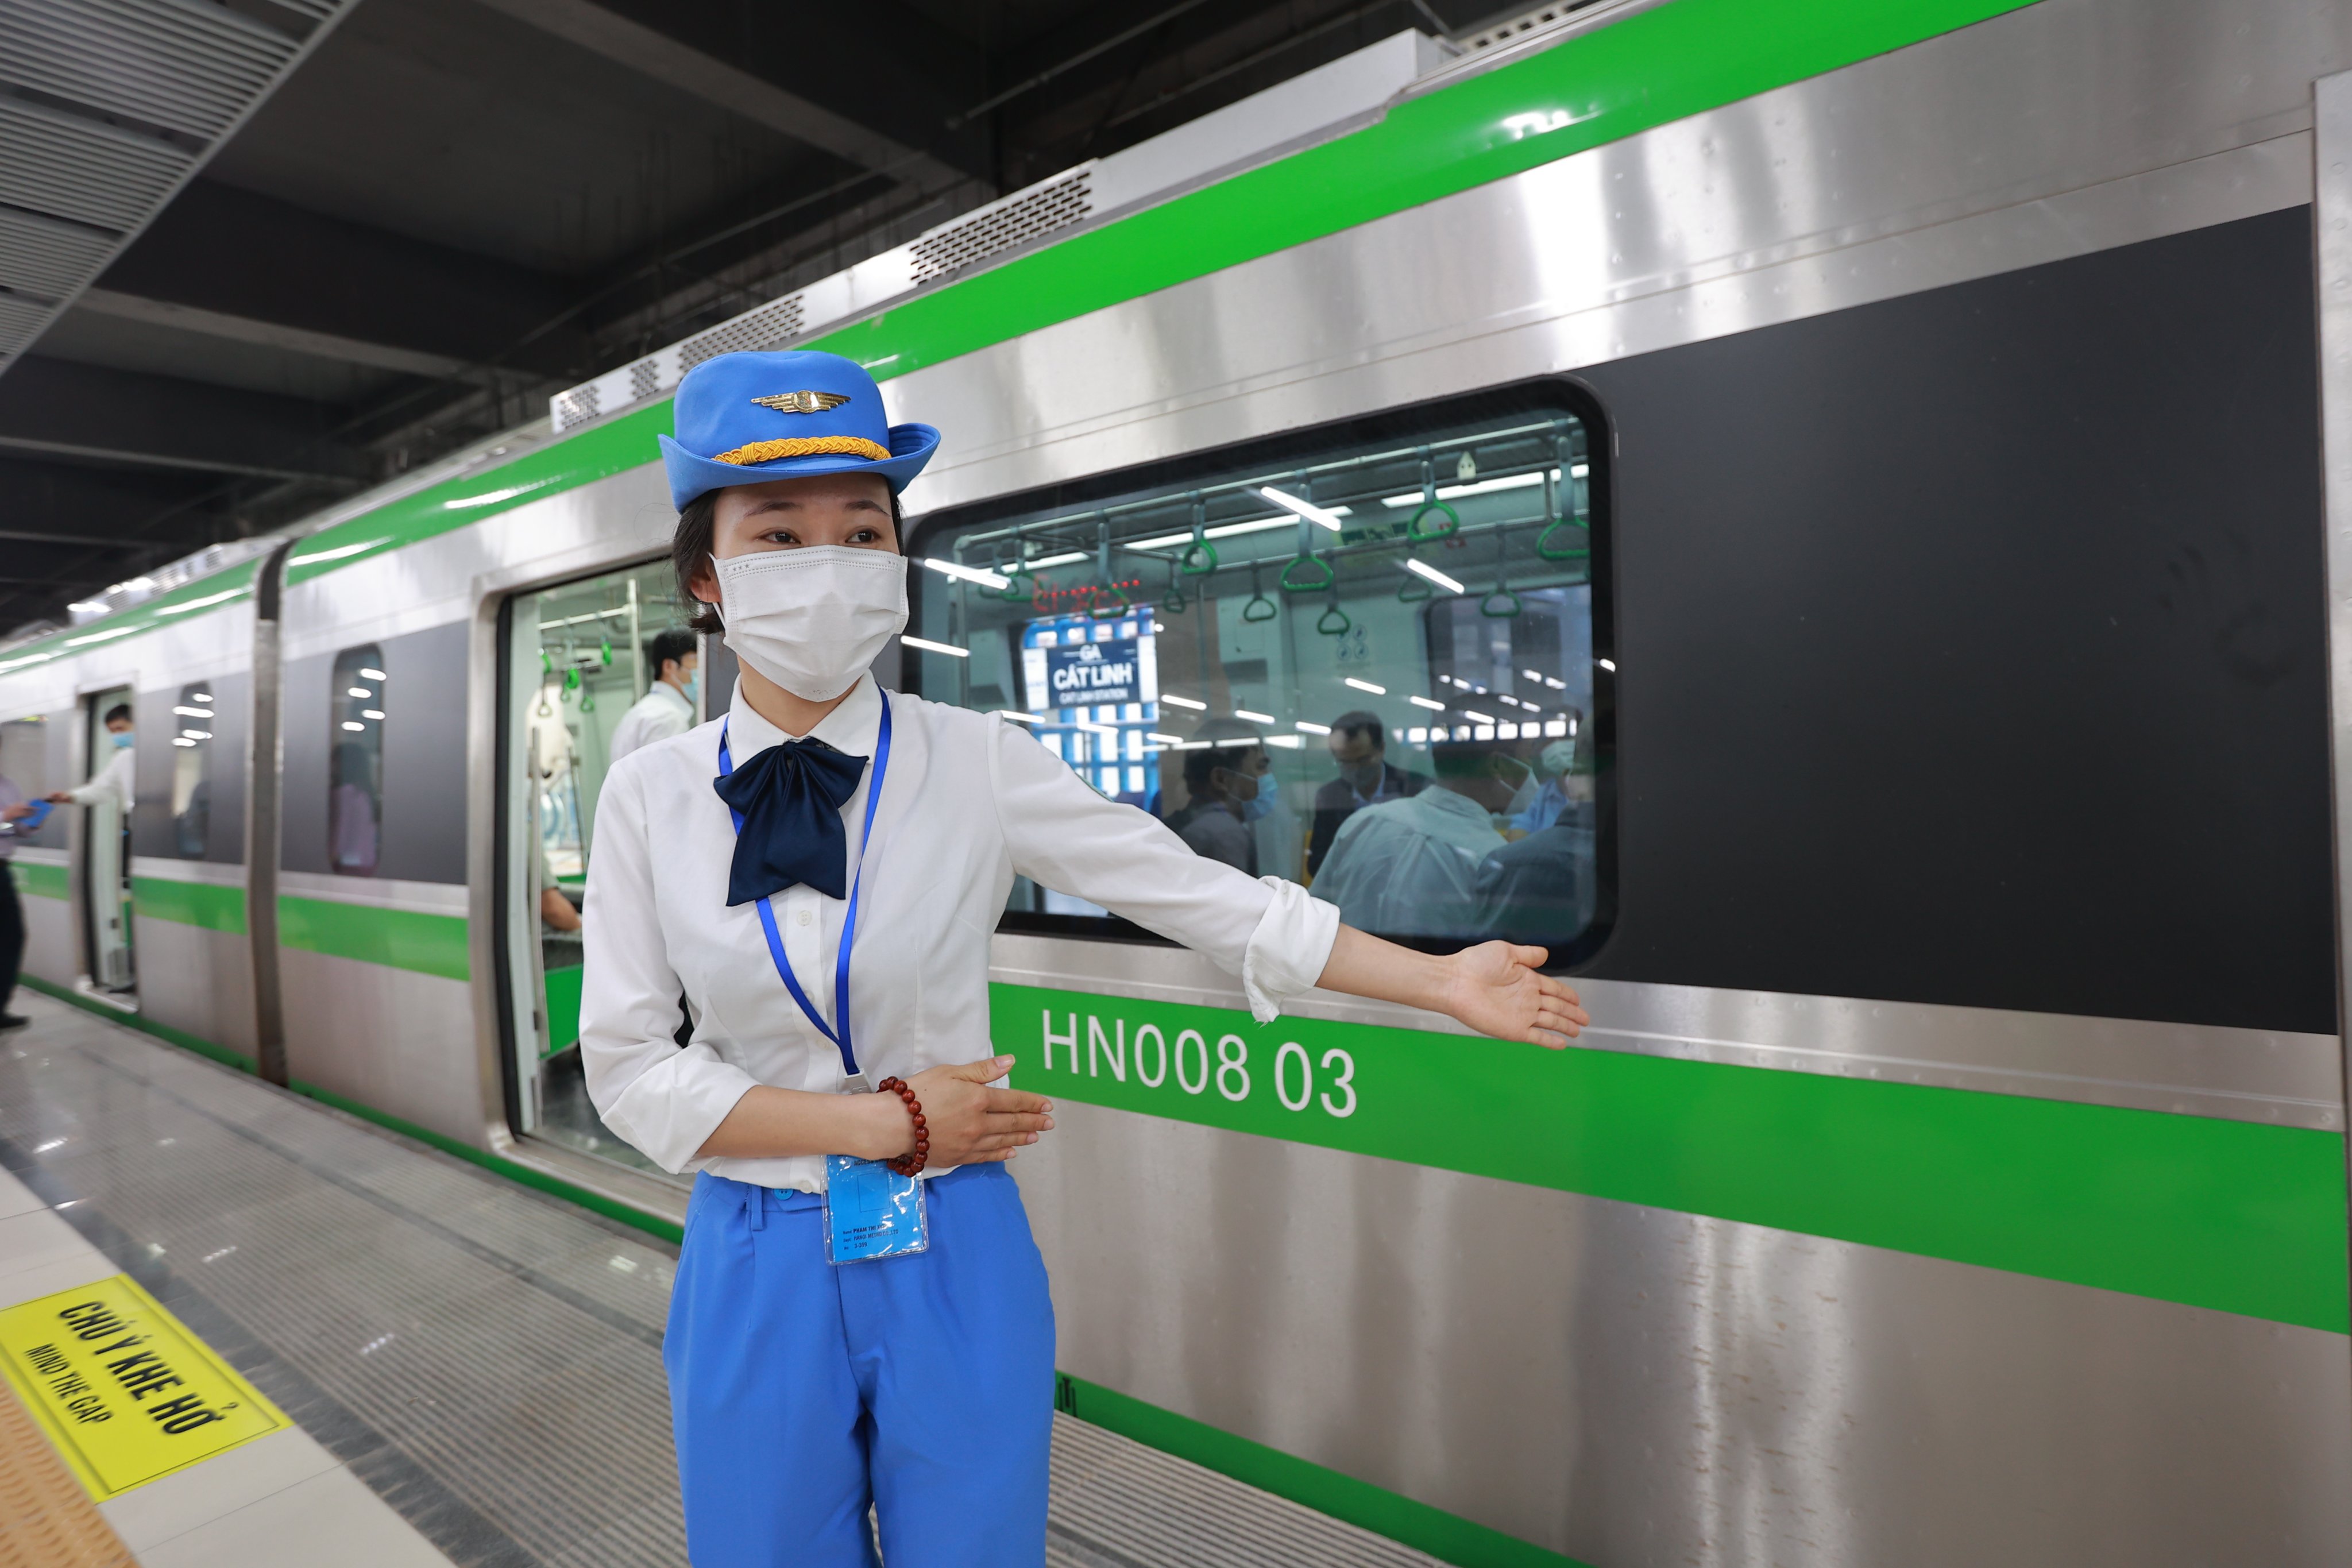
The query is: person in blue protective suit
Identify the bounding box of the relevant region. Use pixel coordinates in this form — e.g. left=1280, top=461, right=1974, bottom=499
left=576, top=349, right=1590, bottom=1568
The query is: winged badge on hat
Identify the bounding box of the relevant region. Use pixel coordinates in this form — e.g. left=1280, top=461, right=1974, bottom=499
left=659, top=350, right=940, bottom=510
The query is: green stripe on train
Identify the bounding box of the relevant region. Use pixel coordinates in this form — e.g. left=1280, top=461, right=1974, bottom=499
left=13, top=863, right=67, bottom=900
left=995, top=983, right=2350, bottom=1334
left=1059, top=1374, right=1585, bottom=1568
left=130, top=876, right=246, bottom=934
left=275, top=0, right=2040, bottom=589
left=276, top=896, right=468, bottom=982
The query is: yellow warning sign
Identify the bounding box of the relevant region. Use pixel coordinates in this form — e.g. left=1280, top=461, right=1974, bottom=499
left=0, top=1274, right=287, bottom=1499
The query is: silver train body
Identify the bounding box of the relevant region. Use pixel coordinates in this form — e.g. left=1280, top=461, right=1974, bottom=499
left=6, top=2, right=2352, bottom=1562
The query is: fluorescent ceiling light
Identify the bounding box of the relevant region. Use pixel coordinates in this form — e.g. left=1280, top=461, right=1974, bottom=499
left=1408, top=694, right=1445, bottom=710
left=1522, top=669, right=1542, bottom=682
left=1403, top=559, right=1465, bottom=595
left=341, top=720, right=366, bottom=732
left=922, top=558, right=1010, bottom=589
left=1234, top=708, right=1275, bottom=724
left=1462, top=709, right=1497, bottom=725
left=347, top=686, right=373, bottom=698
left=1343, top=677, right=1386, bottom=695
left=1256, top=486, right=1343, bottom=532
left=1123, top=516, right=1293, bottom=551
left=1024, top=551, right=1086, bottom=569
left=1381, top=472, right=1546, bottom=508
left=1161, top=693, right=1207, bottom=710
left=1598, top=658, right=1616, bottom=671
left=1295, top=720, right=1330, bottom=735
left=171, top=705, right=213, bottom=719
left=1262, top=735, right=1302, bottom=748
left=902, top=635, right=970, bottom=658
left=1146, top=732, right=1185, bottom=744
left=359, top=667, right=388, bottom=681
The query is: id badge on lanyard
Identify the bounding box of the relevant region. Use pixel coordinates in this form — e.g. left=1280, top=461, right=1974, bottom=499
left=718, top=696, right=927, bottom=1265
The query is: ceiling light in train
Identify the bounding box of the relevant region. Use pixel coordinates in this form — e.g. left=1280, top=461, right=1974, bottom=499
left=1522, top=669, right=1542, bottom=682
left=1261, top=735, right=1302, bottom=748
left=1024, top=551, right=1087, bottom=569
left=1598, top=658, right=1616, bottom=671
left=1295, top=720, right=1331, bottom=735
left=1380, top=473, right=1543, bottom=507
left=1408, top=695, right=1445, bottom=710
left=1124, top=516, right=1298, bottom=551
left=1234, top=708, right=1275, bottom=724
left=179, top=729, right=211, bottom=741
left=341, top=721, right=366, bottom=732
left=1146, top=732, right=1185, bottom=745
left=1403, top=559, right=1465, bottom=595
left=1344, top=678, right=1385, bottom=695
left=1256, top=486, right=1343, bottom=532
left=1161, top=694, right=1207, bottom=710
left=191, top=692, right=211, bottom=702
left=902, top=635, right=970, bottom=658
left=172, top=705, right=213, bottom=719
left=1461, top=709, right=1498, bottom=724
left=348, top=686, right=373, bottom=698
left=360, top=667, right=387, bottom=681
left=921, top=558, right=1010, bottom=590
left=362, top=710, right=385, bottom=721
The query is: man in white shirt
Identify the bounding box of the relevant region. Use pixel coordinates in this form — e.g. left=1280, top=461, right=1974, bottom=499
left=608, top=629, right=698, bottom=763
left=1308, top=739, right=1518, bottom=937
left=49, top=704, right=133, bottom=811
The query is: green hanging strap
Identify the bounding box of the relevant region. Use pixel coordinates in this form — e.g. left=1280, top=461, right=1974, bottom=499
left=599, top=636, right=613, bottom=666
left=1316, top=585, right=1350, bottom=636
left=561, top=663, right=579, bottom=702
left=1242, top=558, right=1277, bottom=623
left=1177, top=494, right=1217, bottom=576
left=1481, top=551, right=1523, bottom=619
left=1536, top=443, right=1590, bottom=562
left=1279, top=517, right=1334, bottom=594
left=1407, top=451, right=1459, bottom=543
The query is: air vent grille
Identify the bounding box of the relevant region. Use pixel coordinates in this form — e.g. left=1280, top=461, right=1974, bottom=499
left=1459, top=0, right=1607, bottom=52
left=550, top=385, right=600, bottom=432
left=678, top=293, right=807, bottom=370
left=910, top=171, right=1092, bottom=285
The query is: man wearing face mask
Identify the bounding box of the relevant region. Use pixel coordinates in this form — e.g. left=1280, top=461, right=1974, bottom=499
left=1306, top=710, right=1429, bottom=878
left=1167, top=718, right=1272, bottom=874
left=608, top=627, right=700, bottom=763
left=576, top=349, right=1589, bottom=1568
left=48, top=705, right=134, bottom=812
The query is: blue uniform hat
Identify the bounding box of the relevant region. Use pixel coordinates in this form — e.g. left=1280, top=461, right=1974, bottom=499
left=658, top=350, right=939, bottom=511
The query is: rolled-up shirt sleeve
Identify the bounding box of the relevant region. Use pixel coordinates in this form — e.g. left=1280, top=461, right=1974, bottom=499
left=578, top=756, right=761, bottom=1172
left=987, top=720, right=1338, bottom=1021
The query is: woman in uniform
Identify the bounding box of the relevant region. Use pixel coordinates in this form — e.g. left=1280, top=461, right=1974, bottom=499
left=579, top=349, right=1588, bottom=1567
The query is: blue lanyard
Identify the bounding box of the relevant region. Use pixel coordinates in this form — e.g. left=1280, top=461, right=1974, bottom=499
left=715, top=694, right=893, bottom=1084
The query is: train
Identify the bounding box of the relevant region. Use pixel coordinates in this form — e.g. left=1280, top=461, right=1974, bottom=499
left=3, top=0, right=2349, bottom=1562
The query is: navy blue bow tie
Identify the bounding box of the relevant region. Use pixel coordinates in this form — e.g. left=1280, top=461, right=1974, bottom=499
left=713, top=737, right=870, bottom=905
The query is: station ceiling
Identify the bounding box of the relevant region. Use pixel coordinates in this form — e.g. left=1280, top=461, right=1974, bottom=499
left=0, top=0, right=1521, bottom=635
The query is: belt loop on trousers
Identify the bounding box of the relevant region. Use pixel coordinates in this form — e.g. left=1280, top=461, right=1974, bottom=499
left=747, top=1185, right=767, bottom=1231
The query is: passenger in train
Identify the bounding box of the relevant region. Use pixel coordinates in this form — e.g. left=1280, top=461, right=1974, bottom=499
left=329, top=740, right=380, bottom=875
left=1309, top=737, right=1526, bottom=935
left=1507, top=726, right=1585, bottom=835
left=1164, top=717, right=1272, bottom=874
left=608, top=627, right=700, bottom=762
left=1477, top=731, right=1600, bottom=943
left=1304, top=709, right=1430, bottom=878
left=576, top=349, right=1587, bottom=1568
left=45, top=704, right=133, bottom=812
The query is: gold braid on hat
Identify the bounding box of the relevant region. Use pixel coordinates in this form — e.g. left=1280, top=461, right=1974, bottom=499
left=713, top=435, right=892, bottom=466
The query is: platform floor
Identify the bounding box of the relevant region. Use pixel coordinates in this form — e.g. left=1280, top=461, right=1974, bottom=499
left=0, top=994, right=1442, bottom=1567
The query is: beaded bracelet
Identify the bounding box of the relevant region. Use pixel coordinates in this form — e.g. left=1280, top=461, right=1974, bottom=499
left=876, top=1076, right=928, bottom=1177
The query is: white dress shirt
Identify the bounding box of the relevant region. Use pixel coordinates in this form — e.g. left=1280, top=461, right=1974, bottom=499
left=1309, top=786, right=1504, bottom=937
left=580, top=675, right=1340, bottom=1192
left=67, top=746, right=134, bottom=811
left=607, top=681, right=694, bottom=763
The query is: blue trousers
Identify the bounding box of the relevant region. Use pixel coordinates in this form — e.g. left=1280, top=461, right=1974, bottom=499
left=666, top=1163, right=1056, bottom=1567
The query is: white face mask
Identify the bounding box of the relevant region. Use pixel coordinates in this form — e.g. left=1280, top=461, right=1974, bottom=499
left=712, top=546, right=907, bottom=702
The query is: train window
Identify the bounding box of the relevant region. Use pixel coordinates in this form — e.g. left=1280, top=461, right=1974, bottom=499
left=329, top=646, right=386, bottom=876
left=504, top=561, right=697, bottom=1178
left=905, top=383, right=1611, bottom=963
left=169, top=681, right=214, bottom=856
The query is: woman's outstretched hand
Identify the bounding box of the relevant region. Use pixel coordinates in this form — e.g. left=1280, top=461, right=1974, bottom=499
left=898, top=1055, right=1055, bottom=1165
left=1440, top=941, right=1588, bottom=1048
left=1315, top=926, right=1589, bottom=1049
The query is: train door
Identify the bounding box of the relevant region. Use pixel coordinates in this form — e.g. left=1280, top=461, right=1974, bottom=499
left=500, top=560, right=695, bottom=1179
left=79, top=686, right=135, bottom=997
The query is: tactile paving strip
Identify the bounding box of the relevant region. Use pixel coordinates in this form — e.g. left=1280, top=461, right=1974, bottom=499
left=0, top=1376, right=136, bottom=1568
